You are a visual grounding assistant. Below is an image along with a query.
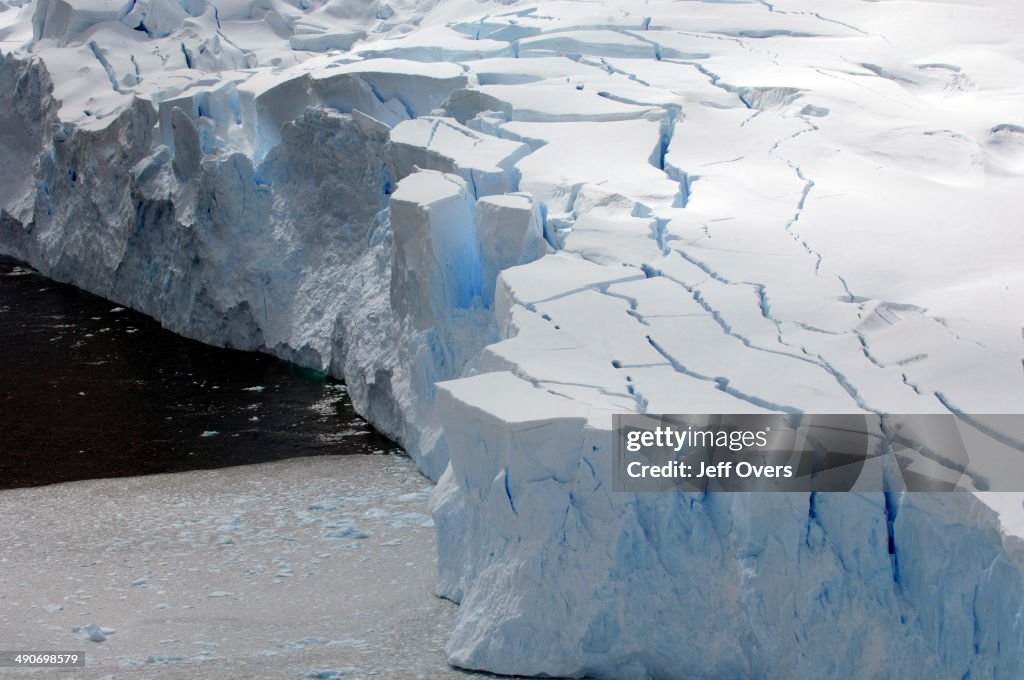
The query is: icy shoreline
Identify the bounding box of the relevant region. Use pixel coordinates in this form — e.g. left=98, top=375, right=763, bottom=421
left=2, top=0, right=1024, bottom=676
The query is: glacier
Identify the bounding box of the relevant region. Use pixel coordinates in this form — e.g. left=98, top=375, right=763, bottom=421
left=2, top=0, right=1024, bottom=677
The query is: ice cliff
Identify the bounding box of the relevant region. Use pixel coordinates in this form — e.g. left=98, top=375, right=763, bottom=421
left=2, top=0, right=1024, bottom=677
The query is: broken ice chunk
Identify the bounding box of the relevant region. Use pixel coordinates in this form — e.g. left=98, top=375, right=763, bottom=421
left=74, top=623, right=114, bottom=642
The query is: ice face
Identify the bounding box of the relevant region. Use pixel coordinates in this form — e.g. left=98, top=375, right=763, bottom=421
left=2, top=0, right=1024, bottom=677
left=390, top=169, right=481, bottom=327
left=433, top=374, right=1024, bottom=678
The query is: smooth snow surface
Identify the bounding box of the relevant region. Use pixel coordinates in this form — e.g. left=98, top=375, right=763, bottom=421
left=2, top=0, right=1024, bottom=677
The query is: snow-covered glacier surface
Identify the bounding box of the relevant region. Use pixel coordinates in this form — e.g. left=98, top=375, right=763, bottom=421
left=2, top=0, right=1024, bottom=676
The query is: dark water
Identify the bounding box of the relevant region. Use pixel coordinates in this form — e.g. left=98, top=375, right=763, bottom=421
left=0, top=255, right=396, bottom=490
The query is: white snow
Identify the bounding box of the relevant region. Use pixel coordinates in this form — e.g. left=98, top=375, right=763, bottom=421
left=2, top=0, right=1024, bottom=677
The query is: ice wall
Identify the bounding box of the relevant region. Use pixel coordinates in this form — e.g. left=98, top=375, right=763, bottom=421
left=2, top=0, right=1024, bottom=677
left=433, top=373, right=1024, bottom=678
